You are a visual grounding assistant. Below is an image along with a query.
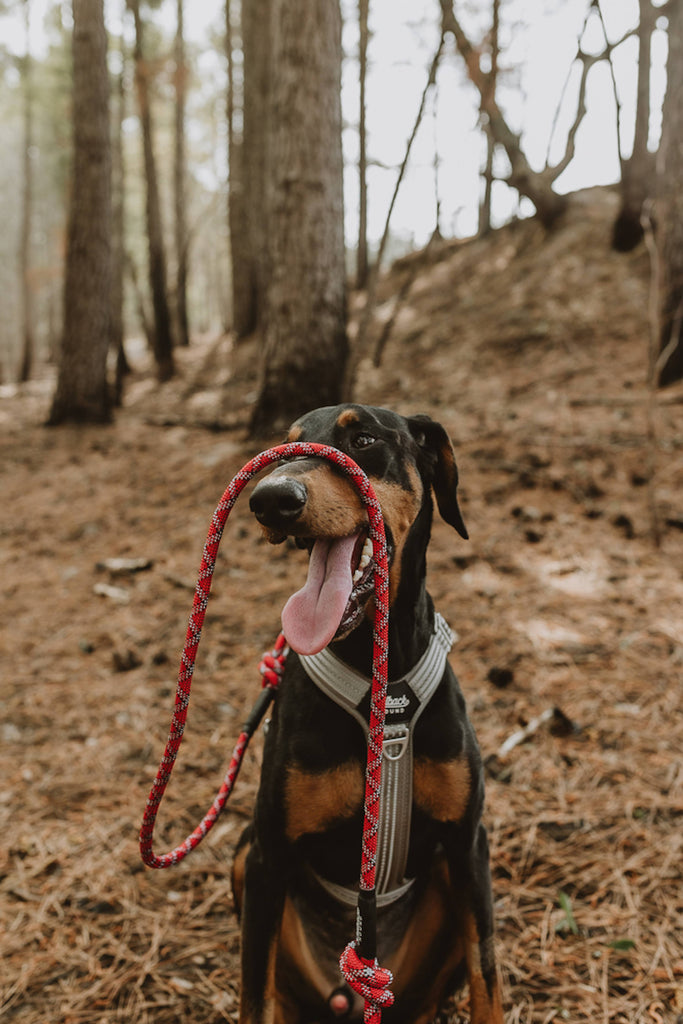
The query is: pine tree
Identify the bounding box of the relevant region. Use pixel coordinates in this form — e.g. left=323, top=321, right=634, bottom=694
left=250, top=0, right=348, bottom=435
left=48, top=0, right=111, bottom=424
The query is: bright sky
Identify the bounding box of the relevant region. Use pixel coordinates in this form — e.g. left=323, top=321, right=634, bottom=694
left=0, top=0, right=668, bottom=247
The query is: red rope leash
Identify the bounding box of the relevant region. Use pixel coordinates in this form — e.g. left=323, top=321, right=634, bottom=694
left=139, top=442, right=393, bottom=1021
left=139, top=632, right=288, bottom=867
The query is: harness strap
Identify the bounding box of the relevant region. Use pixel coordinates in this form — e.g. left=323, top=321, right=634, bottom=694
left=300, top=613, right=455, bottom=903
left=313, top=873, right=416, bottom=909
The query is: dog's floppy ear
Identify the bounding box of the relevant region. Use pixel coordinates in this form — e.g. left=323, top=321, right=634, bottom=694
left=407, top=414, right=468, bottom=539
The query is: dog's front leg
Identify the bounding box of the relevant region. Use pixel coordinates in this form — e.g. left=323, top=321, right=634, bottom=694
left=238, top=839, right=286, bottom=1024
left=448, top=822, right=505, bottom=1024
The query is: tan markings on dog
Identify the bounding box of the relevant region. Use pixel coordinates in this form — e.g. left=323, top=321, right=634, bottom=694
left=465, top=913, right=505, bottom=1024
left=285, top=761, right=364, bottom=840
left=386, top=853, right=466, bottom=1021
left=413, top=755, right=471, bottom=822
left=272, top=989, right=300, bottom=1024
left=336, top=408, right=360, bottom=428
left=231, top=838, right=249, bottom=918
left=287, top=464, right=367, bottom=538
left=263, top=934, right=278, bottom=1024
left=286, top=423, right=302, bottom=442
left=368, top=468, right=423, bottom=602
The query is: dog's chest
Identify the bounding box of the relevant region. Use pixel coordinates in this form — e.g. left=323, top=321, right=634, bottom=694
left=293, top=613, right=458, bottom=900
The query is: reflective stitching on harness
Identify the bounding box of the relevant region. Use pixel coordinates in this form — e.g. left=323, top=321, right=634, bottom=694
left=300, top=613, right=455, bottom=906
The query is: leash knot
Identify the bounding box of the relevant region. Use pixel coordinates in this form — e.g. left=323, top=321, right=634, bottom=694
left=258, top=633, right=289, bottom=688
left=339, top=941, right=394, bottom=1021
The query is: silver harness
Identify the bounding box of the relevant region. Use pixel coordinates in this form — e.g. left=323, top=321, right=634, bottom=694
left=299, top=613, right=455, bottom=907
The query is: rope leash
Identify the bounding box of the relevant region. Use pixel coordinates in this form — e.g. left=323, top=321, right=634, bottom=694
left=139, top=443, right=394, bottom=1021
left=139, top=633, right=288, bottom=867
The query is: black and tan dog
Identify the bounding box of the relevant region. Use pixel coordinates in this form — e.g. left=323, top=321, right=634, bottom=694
left=232, top=405, right=504, bottom=1024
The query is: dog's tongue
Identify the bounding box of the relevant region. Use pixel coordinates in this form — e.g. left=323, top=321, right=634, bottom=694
left=281, top=535, right=357, bottom=655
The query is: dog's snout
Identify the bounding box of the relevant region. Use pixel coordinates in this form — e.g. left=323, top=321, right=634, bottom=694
left=249, top=476, right=308, bottom=527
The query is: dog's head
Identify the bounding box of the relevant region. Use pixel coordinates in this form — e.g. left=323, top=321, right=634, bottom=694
left=249, top=404, right=467, bottom=655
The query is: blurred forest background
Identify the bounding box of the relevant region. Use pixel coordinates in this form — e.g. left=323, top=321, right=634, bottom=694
left=0, top=0, right=682, bottom=431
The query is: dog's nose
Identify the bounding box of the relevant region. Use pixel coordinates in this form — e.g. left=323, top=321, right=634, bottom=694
left=249, top=476, right=308, bottom=528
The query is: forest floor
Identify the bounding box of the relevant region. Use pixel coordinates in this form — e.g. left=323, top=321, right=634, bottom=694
left=1, top=188, right=682, bottom=1024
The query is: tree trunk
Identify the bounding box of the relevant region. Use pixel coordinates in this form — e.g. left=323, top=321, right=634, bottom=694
left=111, top=26, right=128, bottom=406
left=18, top=0, right=34, bottom=384
left=126, top=250, right=155, bottom=352
left=250, top=0, right=347, bottom=436
left=225, top=0, right=241, bottom=331
left=226, top=0, right=247, bottom=335
left=657, top=0, right=683, bottom=386
left=48, top=0, right=111, bottom=425
left=228, top=0, right=272, bottom=339
left=356, top=0, right=369, bottom=289
left=174, top=0, right=190, bottom=347
left=612, top=0, right=656, bottom=252
left=129, top=0, right=174, bottom=381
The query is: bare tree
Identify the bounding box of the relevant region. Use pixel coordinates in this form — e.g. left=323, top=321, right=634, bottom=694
left=350, top=32, right=445, bottom=382
left=174, top=0, right=190, bottom=347
left=128, top=0, right=174, bottom=381
left=250, top=0, right=347, bottom=435
left=478, top=0, right=499, bottom=236
left=356, top=0, right=370, bottom=288
left=227, top=0, right=272, bottom=339
left=439, top=0, right=592, bottom=229
left=111, top=22, right=129, bottom=406
left=657, top=0, right=683, bottom=386
left=595, top=0, right=656, bottom=251
left=226, top=0, right=243, bottom=332
left=48, top=0, right=111, bottom=425
left=17, top=0, right=34, bottom=383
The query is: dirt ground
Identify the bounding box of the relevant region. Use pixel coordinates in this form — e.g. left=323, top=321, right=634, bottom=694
left=1, top=189, right=682, bottom=1023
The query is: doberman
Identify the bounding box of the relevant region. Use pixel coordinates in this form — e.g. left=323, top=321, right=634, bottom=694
left=232, top=404, right=504, bottom=1024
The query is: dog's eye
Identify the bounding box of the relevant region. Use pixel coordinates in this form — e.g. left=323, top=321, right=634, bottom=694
left=352, top=432, right=376, bottom=449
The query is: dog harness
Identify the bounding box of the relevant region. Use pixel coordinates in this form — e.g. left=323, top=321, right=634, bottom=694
left=300, top=613, right=455, bottom=907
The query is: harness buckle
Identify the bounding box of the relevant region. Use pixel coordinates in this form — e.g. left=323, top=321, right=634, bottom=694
left=383, top=724, right=410, bottom=761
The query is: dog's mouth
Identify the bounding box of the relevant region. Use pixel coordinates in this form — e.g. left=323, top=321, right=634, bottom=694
left=282, top=531, right=390, bottom=656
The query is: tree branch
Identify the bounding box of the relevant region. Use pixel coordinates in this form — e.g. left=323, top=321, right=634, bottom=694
left=439, top=0, right=568, bottom=226
left=545, top=2, right=594, bottom=171
left=548, top=48, right=593, bottom=181
left=594, top=1, right=625, bottom=167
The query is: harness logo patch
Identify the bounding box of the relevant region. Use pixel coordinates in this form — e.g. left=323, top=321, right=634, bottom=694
left=386, top=694, right=411, bottom=712
left=357, top=680, right=419, bottom=725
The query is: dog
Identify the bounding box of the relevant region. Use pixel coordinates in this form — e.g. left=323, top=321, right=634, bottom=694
left=232, top=404, right=504, bottom=1024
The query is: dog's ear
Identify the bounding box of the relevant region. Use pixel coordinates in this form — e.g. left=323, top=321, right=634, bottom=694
left=406, top=415, right=468, bottom=539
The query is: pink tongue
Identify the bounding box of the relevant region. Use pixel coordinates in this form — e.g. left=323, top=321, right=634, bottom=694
left=281, top=534, right=358, bottom=655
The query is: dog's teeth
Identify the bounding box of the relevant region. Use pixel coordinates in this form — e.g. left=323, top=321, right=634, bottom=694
left=359, top=553, right=370, bottom=569
left=362, top=537, right=373, bottom=559
left=352, top=569, right=363, bottom=583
